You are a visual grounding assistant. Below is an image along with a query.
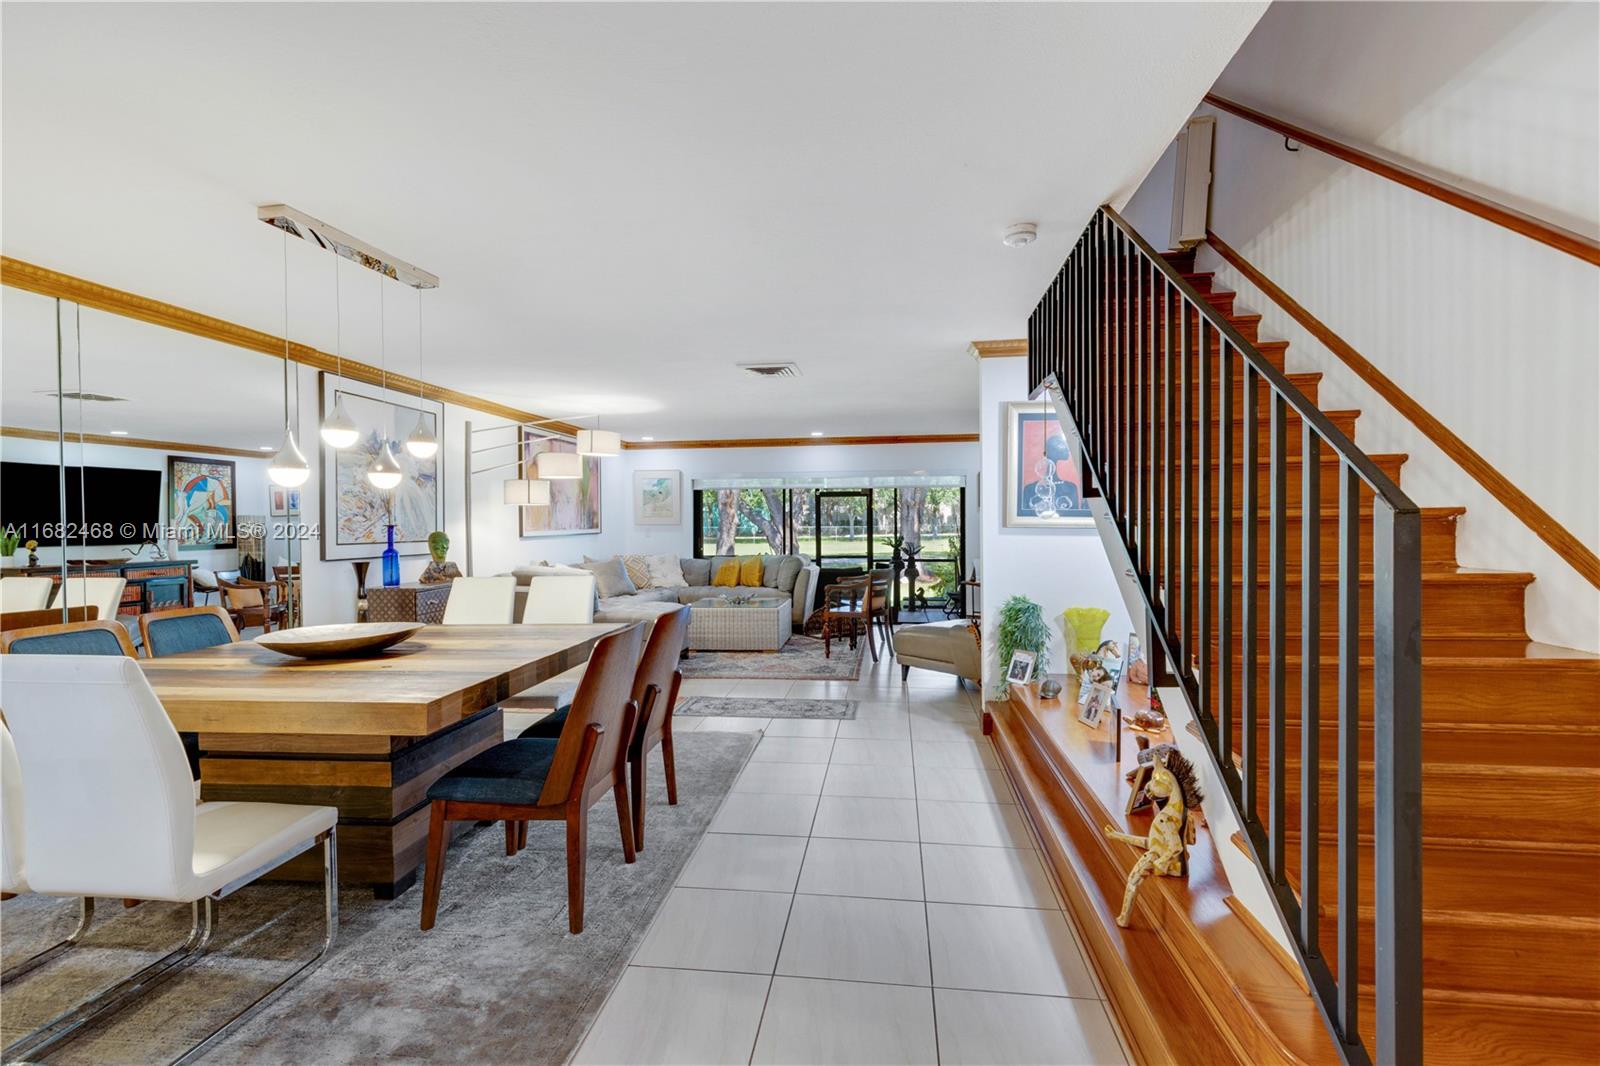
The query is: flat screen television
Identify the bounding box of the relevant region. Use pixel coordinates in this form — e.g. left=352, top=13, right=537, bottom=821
left=1, top=461, right=163, bottom=546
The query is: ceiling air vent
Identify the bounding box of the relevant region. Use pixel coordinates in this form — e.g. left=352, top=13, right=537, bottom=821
left=40, top=390, right=128, bottom=403
left=739, top=362, right=801, bottom=379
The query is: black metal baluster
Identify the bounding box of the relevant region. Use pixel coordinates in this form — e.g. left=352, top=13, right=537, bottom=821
left=1197, top=318, right=1212, bottom=728
left=1268, top=393, right=1288, bottom=886
left=1336, top=461, right=1360, bottom=1043
left=1178, top=298, right=1192, bottom=671
left=1301, top=423, right=1321, bottom=955
left=1241, top=366, right=1260, bottom=820
left=1218, top=340, right=1235, bottom=786
left=1147, top=261, right=1160, bottom=607
left=1374, top=500, right=1423, bottom=1066
left=1131, top=253, right=1142, bottom=557
left=1163, top=281, right=1176, bottom=634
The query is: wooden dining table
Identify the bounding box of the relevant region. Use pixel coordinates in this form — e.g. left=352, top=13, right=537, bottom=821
left=139, top=622, right=621, bottom=898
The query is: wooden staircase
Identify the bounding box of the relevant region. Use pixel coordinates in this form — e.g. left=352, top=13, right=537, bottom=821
left=1158, top=246, right=1600, bottom=1063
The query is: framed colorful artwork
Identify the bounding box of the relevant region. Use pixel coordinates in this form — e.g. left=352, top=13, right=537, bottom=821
left=319, top=373, right=445, bottom=561
left=269, top=486, right=289, bottom=517
left=167, top=455, right=237, bottom=550
left=1003, top=401, right=1092, bottom=528
left=633, top=470, right=681, bottom=525
left=518, top=430, right=602, bottom=537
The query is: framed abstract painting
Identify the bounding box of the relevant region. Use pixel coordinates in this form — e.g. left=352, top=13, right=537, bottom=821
left=168, top=455, right=237, bottom=549
left=633, top=469, right=681, bottom=525
left=319, top=373, right=445, bottom=561
left=1003, top=401, right=1092, bottom=528
left=518, top=430, right=602, bottom=537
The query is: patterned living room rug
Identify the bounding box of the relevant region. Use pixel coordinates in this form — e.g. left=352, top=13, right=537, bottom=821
left=677, top=696, right=858, bottom=720
left=680, top=634, right=864, bottom=680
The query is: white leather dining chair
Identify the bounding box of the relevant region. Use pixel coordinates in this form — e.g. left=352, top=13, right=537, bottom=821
left=441, top=575, right=517, bottom=624
left=1, top=720, right=96, bottom=982
left=0, top=577, right=54, bottom=613
left=48, top=576, right=126, bottom=623
left=0, top=656, right=339, bottom=1063
left=520, top=574, right=597, bottom=624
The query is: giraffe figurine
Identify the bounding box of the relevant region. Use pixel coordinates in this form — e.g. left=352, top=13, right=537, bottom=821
left=1104, top=747, right=1204, bottom=928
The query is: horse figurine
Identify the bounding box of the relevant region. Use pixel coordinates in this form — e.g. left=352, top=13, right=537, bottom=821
left=1104, top=746, right=1204, bottom=928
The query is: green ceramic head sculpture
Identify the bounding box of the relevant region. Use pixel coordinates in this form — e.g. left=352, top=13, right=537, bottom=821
left=427, top=530, right=450, bottom=562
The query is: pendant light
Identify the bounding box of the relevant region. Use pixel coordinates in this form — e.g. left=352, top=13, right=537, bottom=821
left=404, top=286, right=438, bottom=459
left=268, top=231, right=312, bottom=488
left=366, top=278, right=403, bottom=491
left=535, top=449, right=583, bottom=480
left=575, top=426, right=621, bottom=457
left=503, top=478, right=551, bottom=506
left=320, top=255, right=359, bottom=449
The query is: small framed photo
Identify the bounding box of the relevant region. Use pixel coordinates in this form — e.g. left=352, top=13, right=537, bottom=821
left=1006, top=649, right=1037, bottom=685
left=1077, top=680, right=1115, bottom=729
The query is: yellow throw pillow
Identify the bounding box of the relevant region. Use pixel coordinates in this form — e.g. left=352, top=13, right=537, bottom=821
left=739, top=555, right=764, bottom=586
left=713, top=560, right=741, bottom=587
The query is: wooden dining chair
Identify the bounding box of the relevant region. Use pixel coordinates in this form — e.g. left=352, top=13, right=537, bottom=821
left=0, top=606, right=96, bottom=634
left=521, top=605, right=690, bottom=852
left=218, top=578, right=284, bottom=633
left=0, top=618, right=137, bottom=658
left=867, top=566, right=896, bottom=658
left=420, top=622, right=645, bottom=935
left=820, top=573, right=870, bottom=660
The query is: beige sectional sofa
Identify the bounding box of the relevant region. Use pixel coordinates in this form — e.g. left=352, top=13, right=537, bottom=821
left=509, top=553, right=819, bottom=628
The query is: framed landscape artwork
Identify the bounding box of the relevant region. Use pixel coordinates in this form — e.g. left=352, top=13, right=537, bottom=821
left=319, top=373, right=445, bottom=561
left=1003, top=401, right=1092, bottom=528
left=518, top=430, right=601, bottom=537
left=633, top=469, right=681, bottom=525
left=167, top=455, right=236, bottom=550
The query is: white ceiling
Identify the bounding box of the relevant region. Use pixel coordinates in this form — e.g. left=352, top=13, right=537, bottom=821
left=1, top=2, right=1264, bottom=444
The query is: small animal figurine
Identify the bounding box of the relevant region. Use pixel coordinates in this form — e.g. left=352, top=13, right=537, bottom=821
left=1104, top=747, right=1204, bottom=928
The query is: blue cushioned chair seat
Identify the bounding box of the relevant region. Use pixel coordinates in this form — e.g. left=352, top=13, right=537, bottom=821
left=517, top=708, right=568, bottom=740
left=146, top=613, right=233, bottom=657
left=8, top=629, right=126, bottom=655
left=427, top=738, right=559, bottom=807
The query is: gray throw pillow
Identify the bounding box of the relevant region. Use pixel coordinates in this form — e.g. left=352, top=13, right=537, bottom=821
left=680, top=557, right=711, bottom=585
left=776, top=556, right=804, bottom=593
left=578, top=556, right=636, bottom=599
left=761, top=555, right=783, bottom=589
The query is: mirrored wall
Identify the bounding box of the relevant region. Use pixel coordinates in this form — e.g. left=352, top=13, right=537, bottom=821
left=1, top=284, right=305, bottom=636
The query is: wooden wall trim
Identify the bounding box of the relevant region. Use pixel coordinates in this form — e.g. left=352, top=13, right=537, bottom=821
left=1205, top=229, right=1600, bottom=589
left=622, top=432, right=977, bottom=451
left=969, top=338, right=1028, bottom=358
left=1203, top=94, right=1600, bottom=267
left=1, top=424, right=267, bottom=460
left=0, top=257, right=580, bottom=436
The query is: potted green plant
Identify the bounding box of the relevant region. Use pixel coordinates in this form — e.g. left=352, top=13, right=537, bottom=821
left=993, top=593, right=1050, bottom=696
left=1, top=527, right=20, bottom=565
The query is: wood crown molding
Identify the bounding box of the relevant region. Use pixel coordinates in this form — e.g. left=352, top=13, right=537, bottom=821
left=622, top=432, right=977, bottom=451
left=1, top=424, right=269, bottom=460
left=0, top=256, right=580, bottom=436
left=1204, top=229, right=1600, bottom=589
left=969, top=338, right=1028, bottom=358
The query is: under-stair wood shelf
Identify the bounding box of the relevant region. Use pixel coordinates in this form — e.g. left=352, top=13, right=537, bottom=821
left=985, top=677, right=1341, bottom=1066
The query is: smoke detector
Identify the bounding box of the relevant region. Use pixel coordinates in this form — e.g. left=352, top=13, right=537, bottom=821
left=739, top=362, right=801, bottom=379
left=1002, top=222, right=1038, bottom=248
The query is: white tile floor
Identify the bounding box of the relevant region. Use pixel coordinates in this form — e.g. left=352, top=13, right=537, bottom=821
left=572, top=652, right=1131, bottom=1066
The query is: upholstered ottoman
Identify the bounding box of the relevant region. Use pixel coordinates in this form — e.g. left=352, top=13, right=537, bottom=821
left=894, top=619, right=981, bottom=685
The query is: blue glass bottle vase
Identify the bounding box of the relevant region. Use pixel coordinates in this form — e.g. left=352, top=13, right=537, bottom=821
left=381, top=524, right=401, bottom=587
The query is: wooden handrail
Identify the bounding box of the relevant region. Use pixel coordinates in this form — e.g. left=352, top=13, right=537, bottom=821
left=1206, top=228, right=1600, bottom=589
left=1203, top=94, right=1600, bottom=267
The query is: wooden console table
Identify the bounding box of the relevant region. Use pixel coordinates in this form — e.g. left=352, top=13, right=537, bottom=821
left=0, top=558, right=193, bottom=617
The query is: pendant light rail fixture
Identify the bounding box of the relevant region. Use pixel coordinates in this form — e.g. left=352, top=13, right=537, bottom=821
left=258, top=204, right=439, bottom=289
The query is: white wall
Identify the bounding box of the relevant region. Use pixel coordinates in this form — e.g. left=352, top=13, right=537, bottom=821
left=0, top=432, right=270, bottom=574
left=611, top=441, right=980, bottom=561
left=1123, top=1, right=1600, bottom=652
left=977, top=356, right=1132, bottom=695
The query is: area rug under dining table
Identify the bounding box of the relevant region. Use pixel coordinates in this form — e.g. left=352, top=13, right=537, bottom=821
left=0, top=730, right=757, bottom=1065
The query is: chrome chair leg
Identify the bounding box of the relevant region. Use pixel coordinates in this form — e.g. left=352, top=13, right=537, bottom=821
left=3, top=829, right=338, bottom=1066
left=170, top=829, right=338, bottom=1066
left=0, top=896, right=95, bottom=983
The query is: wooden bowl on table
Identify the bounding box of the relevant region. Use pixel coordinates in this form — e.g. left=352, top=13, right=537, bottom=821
left=255, top=622, right=425, bottom=659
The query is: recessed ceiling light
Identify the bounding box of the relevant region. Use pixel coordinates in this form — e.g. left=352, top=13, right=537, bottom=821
left=259, top=445, right=274, bottom=451
left=1002, top=222, right=1038, bottom=247
left=810, top=431, right=825, bottom=437
left=108, top=430, right=130, bottom=436
left=640, top=436, right=654, bottom=441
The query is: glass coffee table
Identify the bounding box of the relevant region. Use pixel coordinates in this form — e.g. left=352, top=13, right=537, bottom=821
left=687, top=596, right=792, bottom=652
